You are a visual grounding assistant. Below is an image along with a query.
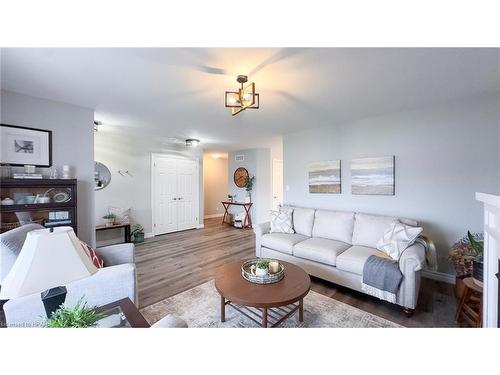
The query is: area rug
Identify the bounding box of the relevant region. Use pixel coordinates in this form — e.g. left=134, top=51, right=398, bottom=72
left=140, top=280, right=401, bottom=328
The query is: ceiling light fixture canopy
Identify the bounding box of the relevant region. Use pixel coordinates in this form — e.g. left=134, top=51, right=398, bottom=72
left=186, top=138, right=200, bottom=147
left=225, top=75, right=260, bottom=116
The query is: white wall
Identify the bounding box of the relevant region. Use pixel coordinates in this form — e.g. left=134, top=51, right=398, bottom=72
left=94, top=130, right=203, bottom=245
left=228, top=148, right=272, bottom=225
left=1, top=90, right=96, bottom=245
left=283, top=94, right=500, bottom=274
left=203, top=154, right=228, bottom=218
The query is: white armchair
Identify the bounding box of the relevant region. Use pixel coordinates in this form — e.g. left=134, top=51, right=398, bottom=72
left=1, top=224, right=137, bottom=327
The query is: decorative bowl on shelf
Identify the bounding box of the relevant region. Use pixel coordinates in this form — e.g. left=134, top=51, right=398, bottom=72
left=241, top=258, right=285, bottom=284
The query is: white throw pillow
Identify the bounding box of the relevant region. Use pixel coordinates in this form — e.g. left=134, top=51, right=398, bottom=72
left=270, top=209, right=295, bottom=234
left=377, top=220, right=423, bottom=260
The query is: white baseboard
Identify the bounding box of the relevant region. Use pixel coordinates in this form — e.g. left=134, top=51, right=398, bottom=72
left=197, top=223, right=205, bottom=229
left=422, top=270, right=456, bottom=285
left=145, top=232, right=154, bottom=239
left=204, top=213, right=224, bottom=219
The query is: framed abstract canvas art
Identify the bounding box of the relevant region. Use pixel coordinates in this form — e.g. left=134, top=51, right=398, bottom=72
left=308, top=160, right=341, bottom=193
left=351, top=156, right=395, bottom=195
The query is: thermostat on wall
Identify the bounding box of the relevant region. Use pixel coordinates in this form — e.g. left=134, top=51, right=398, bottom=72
left=235, top=154, right=244, bottom=162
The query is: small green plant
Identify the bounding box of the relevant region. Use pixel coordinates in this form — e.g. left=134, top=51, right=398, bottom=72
left=256, top=259, right=270, bottom=269
left=102, top=213, right=117, bottom=220
left=45, top=297, right=105, bottom=328
left=467, top=231, right=484, bottom=261
left=131, top=224, right=144, bottom=236
left=244, top=175, right=255, bottom=192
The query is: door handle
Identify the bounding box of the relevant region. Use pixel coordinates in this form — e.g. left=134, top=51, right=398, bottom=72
left=173, top=198, right=178, bottom=200
left=178, top=197, right=183, bottom=200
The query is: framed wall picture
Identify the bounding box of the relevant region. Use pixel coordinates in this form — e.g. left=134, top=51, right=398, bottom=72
left=351, top=156, right=395, bottom=195
left=308, top=160, right=341, bottom=193
left=0, top=124, right=52, bottom=167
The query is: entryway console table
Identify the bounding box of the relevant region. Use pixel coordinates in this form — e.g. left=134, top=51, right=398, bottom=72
left=221, top=201, right=252, bottom=229
left=95, top=223, right=131, bottom=244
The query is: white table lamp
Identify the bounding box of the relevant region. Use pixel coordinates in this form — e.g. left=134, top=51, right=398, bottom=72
left=0, top=226, right=98, bottom=316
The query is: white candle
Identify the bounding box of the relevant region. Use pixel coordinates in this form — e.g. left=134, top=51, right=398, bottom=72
left=269, top=261, right=280, bottom=274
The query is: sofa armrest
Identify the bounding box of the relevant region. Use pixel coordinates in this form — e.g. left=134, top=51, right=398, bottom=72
left=254, top=222, right=270, bottom=258
left=396, top=242, right=426, bottom=310
left=4, top=263, right=137, bottom=327
left=253, top=222, right=271, bottom=237
left=399, top=242, right=426, bottom=275
left=96, top=243, right=135, bottom=266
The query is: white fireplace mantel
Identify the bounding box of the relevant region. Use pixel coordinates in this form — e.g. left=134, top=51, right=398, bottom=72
left=476, top=192, right=500, bottom=328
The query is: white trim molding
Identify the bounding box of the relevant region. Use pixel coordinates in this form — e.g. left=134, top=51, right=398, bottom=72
left=144, top=232, right=154, bottom=239
left=421, top=269, right=456, bottom=285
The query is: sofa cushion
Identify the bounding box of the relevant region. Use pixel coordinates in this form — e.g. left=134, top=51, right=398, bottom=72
left=352, top=213, right=395, bottom=248
left=336, top=245, right=390, bottom=275
left=292, top=207, right=316, bottom=237
left=293, top=237, right=350, bottom=266
left=312, top=210, right=354, bottom=244
left=261, top=233, right=309, bottom=255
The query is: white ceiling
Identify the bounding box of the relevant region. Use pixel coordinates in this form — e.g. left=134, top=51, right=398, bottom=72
left=1, top=48, right=499, bottom=152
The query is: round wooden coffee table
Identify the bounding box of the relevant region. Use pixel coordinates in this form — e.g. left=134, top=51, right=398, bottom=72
left=215, top=260, right=311, bottom=328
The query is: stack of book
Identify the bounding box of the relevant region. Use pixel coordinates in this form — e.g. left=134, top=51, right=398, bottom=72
left=44, top=211, right=72, bottom=227
left=13, top=173, right=43, bottom=179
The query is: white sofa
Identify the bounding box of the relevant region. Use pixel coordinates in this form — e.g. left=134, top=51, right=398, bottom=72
left=254, top=207, right=427, bottom=315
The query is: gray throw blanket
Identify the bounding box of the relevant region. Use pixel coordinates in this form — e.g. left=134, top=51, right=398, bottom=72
left=361, top=255, right=403, bottom=303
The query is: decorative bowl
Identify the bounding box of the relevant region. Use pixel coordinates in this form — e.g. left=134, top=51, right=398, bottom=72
left=241, top=258, right=285, bottom=284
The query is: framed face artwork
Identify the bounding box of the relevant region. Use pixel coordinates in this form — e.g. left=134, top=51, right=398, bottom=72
left=233, top=167, right=249, bottom=188
left=0, top=124, right=52, bottom=167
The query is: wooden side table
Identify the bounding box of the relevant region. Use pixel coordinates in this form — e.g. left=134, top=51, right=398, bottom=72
left=455, top=277, right=483, bottom=328
left=96, top=298, right=150, bottom=328
left=221, top=201, right=253, bottom=229
left=96, top=223, right=131, bottom=244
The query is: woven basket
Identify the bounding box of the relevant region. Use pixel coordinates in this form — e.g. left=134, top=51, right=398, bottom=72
left=0, top=218, right=44, bottom=233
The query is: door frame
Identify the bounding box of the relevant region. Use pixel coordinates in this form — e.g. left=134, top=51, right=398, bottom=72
left=151, top=153, right=200, bottom=236
left=272, top=159, right=283, bottom=210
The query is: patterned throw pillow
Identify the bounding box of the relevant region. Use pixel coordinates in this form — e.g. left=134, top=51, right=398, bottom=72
left=270, top=209, right=295, bottom=234
left=80, top=241, right=104, bottom=268
left=377, top=220, right=423, bottom=260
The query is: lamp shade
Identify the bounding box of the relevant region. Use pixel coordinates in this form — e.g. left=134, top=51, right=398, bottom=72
left=0, top=226, right=98, bottom=299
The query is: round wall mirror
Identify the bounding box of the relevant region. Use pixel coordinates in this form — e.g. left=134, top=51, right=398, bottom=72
left=94, top=162, right=111, bottom=190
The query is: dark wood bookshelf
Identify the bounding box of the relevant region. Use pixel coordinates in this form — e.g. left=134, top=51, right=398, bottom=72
left=0, top=178, right=77, bottom=234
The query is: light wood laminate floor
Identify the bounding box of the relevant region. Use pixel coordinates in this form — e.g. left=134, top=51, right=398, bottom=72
left=136, top=218, right=458, bottom=327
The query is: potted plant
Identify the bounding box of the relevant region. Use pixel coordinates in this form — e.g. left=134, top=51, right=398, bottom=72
left=45, top=297, right=105, bottom=328
left=255, top=259, right=269, bottom=277
left=450, top=231, right=484, bottom=289
left=131, top=224, right=145, bottom=243
left=244, top=175, right=255, bottom=203
left=102, top=213, right=117, bottom=226
left=467, top=231, right=484, bottom=285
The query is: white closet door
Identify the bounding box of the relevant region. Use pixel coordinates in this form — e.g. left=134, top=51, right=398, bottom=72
left=153, top=156, right=178, bottom=235
left=176, top=158, right=198, bottom=231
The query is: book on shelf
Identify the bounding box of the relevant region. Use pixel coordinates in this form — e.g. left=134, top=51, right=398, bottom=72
left=44, top=220, right=73, bottom=227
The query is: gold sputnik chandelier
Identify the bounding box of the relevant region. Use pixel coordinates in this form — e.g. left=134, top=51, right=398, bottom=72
left=224, top=75, right=260, bottom=116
